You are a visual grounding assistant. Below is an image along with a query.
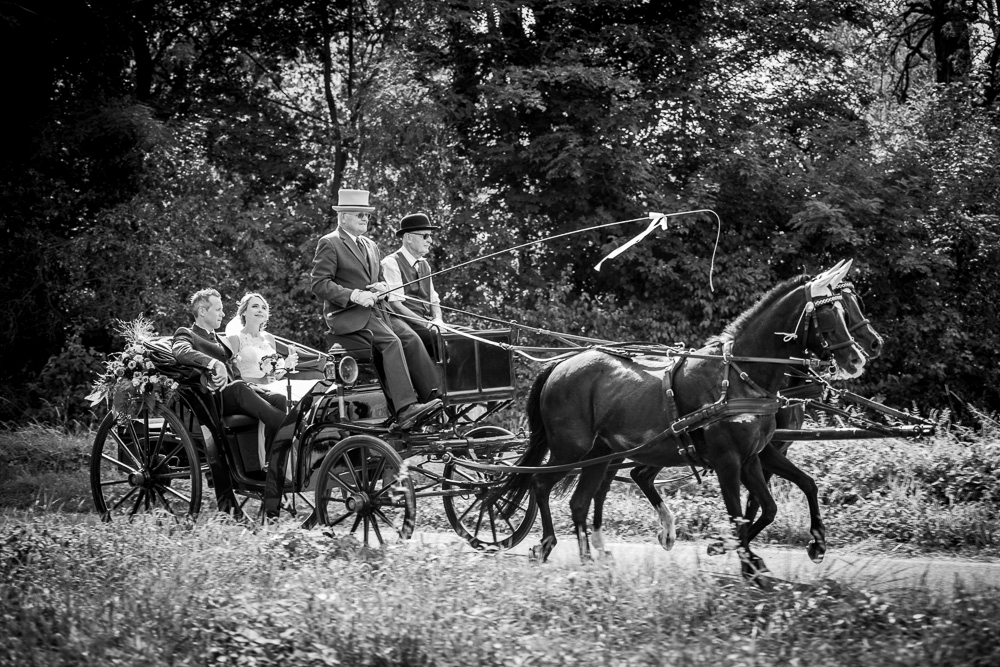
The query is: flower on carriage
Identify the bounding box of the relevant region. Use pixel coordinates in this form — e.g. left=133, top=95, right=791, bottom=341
left=86, top=316, right=178, bottom=422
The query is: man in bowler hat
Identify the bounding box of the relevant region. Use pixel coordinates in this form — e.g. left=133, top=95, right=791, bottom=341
left=381, top=213, right=445, bottom=352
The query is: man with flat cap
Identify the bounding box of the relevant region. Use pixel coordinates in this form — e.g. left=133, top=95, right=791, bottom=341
left=381, top=213, right=446, bottom=353
left=310, top=189, right=441, bottom=428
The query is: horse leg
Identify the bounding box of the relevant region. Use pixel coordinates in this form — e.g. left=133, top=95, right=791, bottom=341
left=756, top=444, right=827, bottom=563
left=590, top=463, right=620, bottom=559
left=709, top=455, right=746, bottom=558
left=629, top=465, right=674, bottom=551
left=569, top=461, right=611, bottom=562
left=712, top=453, right=772, bottom=583
left=530, top=469, right=568, bottom=563
left=738, top=456, right=778, bottom=581
left=744, top=404, right=799, bottom=525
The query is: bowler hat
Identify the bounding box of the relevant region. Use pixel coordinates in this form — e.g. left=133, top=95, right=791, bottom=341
left=332, top=189, right=376, bottom=212
left=396, top=213, right=439, bottom=237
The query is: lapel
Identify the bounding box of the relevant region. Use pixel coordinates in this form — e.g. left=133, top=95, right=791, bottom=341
left=336, top=229, right=374, bottom=279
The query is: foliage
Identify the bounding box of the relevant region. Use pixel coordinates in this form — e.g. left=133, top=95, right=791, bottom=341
left=2, top=516, right=1000, bottom=666
left=3, top=0, right=1000, bottom=426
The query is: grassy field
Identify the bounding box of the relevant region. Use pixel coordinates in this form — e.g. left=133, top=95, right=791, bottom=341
left=2, top=422, right=1000, bottom=665
left=2, top=514, right=999, bottom=667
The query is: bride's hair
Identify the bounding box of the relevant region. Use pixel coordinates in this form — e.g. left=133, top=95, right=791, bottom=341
left=237, top=292, right=270, bottom=328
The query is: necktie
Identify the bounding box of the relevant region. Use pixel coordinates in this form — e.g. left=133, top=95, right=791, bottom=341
left=357, top=237, right=369, bottom=265
left=416, top=259, right=428, bottom=279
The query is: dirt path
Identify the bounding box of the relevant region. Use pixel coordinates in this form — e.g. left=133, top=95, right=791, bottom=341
left=410, top=531, right=1000, bottom=598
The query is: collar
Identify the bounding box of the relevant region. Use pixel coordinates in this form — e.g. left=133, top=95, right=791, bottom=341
left=398, top=246, right=421, bottom=267
left=338, top=228, right=362, bottom=245
left=192, top=323, right=218, bottom=337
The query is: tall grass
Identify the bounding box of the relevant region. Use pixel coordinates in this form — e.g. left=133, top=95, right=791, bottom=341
left=2, top=516, right=999, bottom=667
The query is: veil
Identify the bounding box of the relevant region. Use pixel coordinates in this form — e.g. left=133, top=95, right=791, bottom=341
left=224, top=315, right=243, bottom=338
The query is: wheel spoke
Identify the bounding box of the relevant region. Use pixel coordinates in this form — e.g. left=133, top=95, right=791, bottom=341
left=154, top=486, right=175, bottom=514
left=100, top=451, right=139, bottom=475
left=369, top=514, right=385, bottom=545
left=342, top=455, right=362, bottom=491
left=326, top=509, right=353, bottom=527
left=325, top=468, right=358, bottom=495
left=367, top=456, right=387, bottom=493
left=371, top=507, right=397, bottom=534
left=109, top=429, right=143, bottom=470
left=161, top=484, right=192, bottom=504
left=360, top=448, right=371, bottom=490
left=110, top=486, right=140, bottom=511
left=129, top=489, right=146, bottom=518
left=149, top=413, right=167, bottom=463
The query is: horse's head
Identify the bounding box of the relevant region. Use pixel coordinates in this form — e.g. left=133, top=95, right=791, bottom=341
left=804, top=260, right=867, bottom=379
left=834, top=281, right=884, bottom=360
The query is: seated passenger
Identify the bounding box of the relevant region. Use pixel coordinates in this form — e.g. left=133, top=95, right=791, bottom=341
left=382, top=213, right=445, bottom=354
left=172, top=288, right=287, bottom=455
left=309, top=188, right=442, bottom=429
left=225, top=292, right=299, bottom=383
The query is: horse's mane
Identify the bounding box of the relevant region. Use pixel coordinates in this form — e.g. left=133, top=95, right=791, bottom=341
left=705, top=274, right=809, bottom=345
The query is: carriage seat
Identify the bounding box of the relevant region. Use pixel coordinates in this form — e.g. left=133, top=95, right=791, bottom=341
left=222, top=414, right=258, bottom=430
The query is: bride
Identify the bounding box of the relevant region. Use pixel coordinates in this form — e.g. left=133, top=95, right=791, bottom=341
left=225, top=292, right=299, bottom=383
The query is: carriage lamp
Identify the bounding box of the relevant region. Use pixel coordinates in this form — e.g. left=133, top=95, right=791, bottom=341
left=324, top=344, right=359, bottom=387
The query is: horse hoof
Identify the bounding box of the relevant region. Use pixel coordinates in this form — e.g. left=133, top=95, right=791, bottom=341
left=808, top=541, right=826, bottom=564
left=658, top=530, right=675, bottom=551
left=745, top=571, right=776, bottom=591
left=707, top=542, right=725, bottom=556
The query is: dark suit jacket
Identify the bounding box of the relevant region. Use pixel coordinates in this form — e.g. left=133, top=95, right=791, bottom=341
left=311, top=228, right=385, bottom=334
left=172, top=324, right=241, bottom=381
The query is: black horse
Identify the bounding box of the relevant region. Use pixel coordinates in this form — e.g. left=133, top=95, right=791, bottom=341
left=606, top=269, right=886, bottom=567
left=492, top=262, right=866, bottom=579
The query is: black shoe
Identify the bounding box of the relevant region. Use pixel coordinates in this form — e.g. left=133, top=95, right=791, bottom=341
left=396, top=398, right=443, bottom=430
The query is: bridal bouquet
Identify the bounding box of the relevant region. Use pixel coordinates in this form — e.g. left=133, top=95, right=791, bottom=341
left=259, top=353, right=285, bottom=378
left=87, top=317, right=179, bottom=421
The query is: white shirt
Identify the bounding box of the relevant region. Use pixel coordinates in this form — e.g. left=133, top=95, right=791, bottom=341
left=381, top=247, right=440, bottom=306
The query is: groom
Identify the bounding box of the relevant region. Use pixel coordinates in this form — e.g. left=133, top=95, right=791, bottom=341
left=172, top=289, right=288, bottom=513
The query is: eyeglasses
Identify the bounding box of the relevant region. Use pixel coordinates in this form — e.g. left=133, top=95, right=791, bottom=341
left=345, top=212, right=370, bottom=220
left=409, top=232, right=433, bottom=240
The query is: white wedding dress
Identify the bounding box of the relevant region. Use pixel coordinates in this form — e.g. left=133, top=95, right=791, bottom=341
left=233, top=330, right=315, bottom=403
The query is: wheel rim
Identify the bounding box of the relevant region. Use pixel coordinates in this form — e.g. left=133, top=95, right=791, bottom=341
left=443, top=427, right=537, bottom=550
left=315, top=435, right=415, bottom=546
left=91, top=404, right=202, bottom=521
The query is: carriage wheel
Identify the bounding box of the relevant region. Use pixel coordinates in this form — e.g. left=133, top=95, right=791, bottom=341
left=443, top=426, right=538, bottom=550
left=90, top=403, right=202, bottom=521
left=314, top=435, right=415, bottom=546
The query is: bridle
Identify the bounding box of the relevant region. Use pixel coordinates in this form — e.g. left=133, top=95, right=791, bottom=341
left=835, top=281, right=884, bottom=358
left=777, top=282, right=858, bottom=356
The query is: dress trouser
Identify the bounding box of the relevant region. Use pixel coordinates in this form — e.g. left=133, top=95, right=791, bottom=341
left=364, top=315, right=420, bottom=410
left=221, top=381, right=287, bottom=452
left=388, top=314, right=440, bottom=399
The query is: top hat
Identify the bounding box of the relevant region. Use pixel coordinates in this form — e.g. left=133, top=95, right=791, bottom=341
left=332, top=189, right=376, bottom=212
left=396, top=213, right=439, bottom=237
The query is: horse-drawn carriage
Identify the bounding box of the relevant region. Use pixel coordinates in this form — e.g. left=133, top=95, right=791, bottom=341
left=90, top=325, right=538, bottom=550
left=90, top=258, right=934, bottom=581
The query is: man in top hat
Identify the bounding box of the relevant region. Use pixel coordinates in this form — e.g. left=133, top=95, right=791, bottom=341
left=310, top=189, right=441, bottom=428
left=381, top=213, right=445, bottom=352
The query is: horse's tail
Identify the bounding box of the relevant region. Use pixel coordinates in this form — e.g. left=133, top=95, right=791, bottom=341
left=492, top=362, right=558, bottom=520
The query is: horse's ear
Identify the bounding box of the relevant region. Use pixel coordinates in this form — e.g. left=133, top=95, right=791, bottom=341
left=830, top=259, right=853, bottom=286
left=809, top=265, right=837, bottom=297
